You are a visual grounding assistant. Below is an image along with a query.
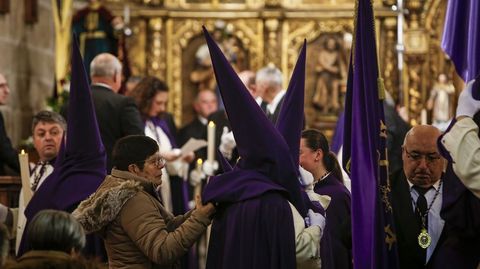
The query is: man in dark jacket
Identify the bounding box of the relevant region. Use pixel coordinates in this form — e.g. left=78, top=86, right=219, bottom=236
left=0, top=73, right=19, bottom=175
left=88, top=53, right=144, bottom=172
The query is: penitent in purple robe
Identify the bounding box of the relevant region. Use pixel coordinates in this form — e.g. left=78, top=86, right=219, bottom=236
left=204, top=170, right=296, bottom=269
left=313, top=174, right=352, bottom=269
left=19, top=35, right=106, bottom=259
left=201, top=26, right=309, bottom=269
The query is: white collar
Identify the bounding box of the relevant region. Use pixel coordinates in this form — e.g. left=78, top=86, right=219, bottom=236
left=92, top=82, right=113, bottom=90
left=267, top=90, right=286, bottom=114
left=407, top=178, right=442, bottom=191
left=198, top=116, right=208, bottom=125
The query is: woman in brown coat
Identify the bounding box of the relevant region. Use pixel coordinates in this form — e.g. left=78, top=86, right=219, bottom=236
left=73, top=135, right=215, bottom=269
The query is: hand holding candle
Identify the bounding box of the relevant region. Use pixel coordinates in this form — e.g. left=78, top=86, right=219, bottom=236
left=193, top=158, right=204, bottom=197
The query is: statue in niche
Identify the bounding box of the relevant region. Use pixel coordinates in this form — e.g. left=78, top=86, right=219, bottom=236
left=427, top=73, right=455, bottom=130
left=190, top=22, right=244, bottom=94
left=312, top=37, right=347, bottom=113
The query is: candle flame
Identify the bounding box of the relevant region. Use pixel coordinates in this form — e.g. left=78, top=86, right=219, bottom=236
left=208, top=121, right=215, bottom=127
left=21, top=149, right=26, bottom=154
left=197, top=158, right=203, bottom=165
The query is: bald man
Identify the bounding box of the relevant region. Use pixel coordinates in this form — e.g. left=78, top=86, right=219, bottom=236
left=179, top=90, right=219, bottom=164
left=89, top=53, right=144, bottom=172
left=391, top=125, right=446, bottom=268
left=391, top=125, right=480, bottom=269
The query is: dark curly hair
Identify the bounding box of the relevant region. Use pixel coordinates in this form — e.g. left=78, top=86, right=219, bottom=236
left=128, top=76, right=168, bottom=119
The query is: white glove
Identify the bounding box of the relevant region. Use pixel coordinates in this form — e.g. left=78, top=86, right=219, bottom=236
left=202, top=160, right=219, bottom=176
left=456, top=79, right=480, bottom=118
left=306, top=209, right=326, bottom=230
left=189, top=169, right=206, bottom=187
left=219, top=127, right=236, bottom=160
left=299, top=166, right=314, bottom=187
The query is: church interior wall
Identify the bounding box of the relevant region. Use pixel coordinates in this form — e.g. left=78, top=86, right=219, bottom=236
left=0, top=0, right=55, bottom=147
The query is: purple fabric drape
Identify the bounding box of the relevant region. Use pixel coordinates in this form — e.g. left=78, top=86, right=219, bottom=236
left=342, top=0, right=399, bottom=268
left=441, top=0, right=480, bottom=96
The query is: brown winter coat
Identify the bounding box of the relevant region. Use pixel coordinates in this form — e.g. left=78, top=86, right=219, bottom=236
left=72, top=169, right=211, bottom=269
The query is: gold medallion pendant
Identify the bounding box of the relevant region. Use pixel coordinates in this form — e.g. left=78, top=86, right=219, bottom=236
left=418, top=228, right=431, bottom=249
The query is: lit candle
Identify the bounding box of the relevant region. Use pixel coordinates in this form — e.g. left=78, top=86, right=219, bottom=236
left=123, top=4, right=130, bottom=25
left=207, top=121, right=216, bottom=163
left=421, top=108, right=427, bottom=125
left=18, top=150, right=32, bottom=205
left=196, top=158, right=203, bottom=172
left=194, top=158, right=203, bottom=197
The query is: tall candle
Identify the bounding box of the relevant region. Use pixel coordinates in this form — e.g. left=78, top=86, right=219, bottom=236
left=194, top=158, right=203, bottom=197
left=421, top=108, right=427, bottom=125
left=207, top=121, right=216, bottom=162
left=19, top=150, right=32, bottom=205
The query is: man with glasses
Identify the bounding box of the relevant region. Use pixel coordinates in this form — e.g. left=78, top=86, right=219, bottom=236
left=391, top=125, right=446, bottom=269
left=392, top=124, right=480, bottom=269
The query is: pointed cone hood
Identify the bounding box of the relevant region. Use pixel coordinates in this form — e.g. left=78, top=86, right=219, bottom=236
left=202, top=27, right=306, bottom=215
left=67, top=35, right=104, bottom=154
left=54, top=134, right=67, bottom=166
left=217, top=149, right=232, bottom=172
left=276, top=40, right=306, bottom=169
left=24, top=34, right=106, bottom=222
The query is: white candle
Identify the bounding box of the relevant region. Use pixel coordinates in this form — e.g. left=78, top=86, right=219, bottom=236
left=18, top=150, right=32, bottom=205
left=421, top=108, right=427, bottom=125
left=123, top=5, right=130, bottom=25
left=207, top=121, right=216, bottom=162
left=194, top=158, right=203, bottom=197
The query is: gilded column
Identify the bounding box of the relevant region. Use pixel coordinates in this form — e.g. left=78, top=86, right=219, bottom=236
left=147, top=18, right=164, bottom=80
left=264, top=18, right=280, bottom=68
left=404, top=0, right=428, bottom=125
left=380, top=17, right=399, bottom=102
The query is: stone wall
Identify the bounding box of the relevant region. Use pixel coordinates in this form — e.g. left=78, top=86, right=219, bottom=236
left=0, top=0, right=54, bottom=147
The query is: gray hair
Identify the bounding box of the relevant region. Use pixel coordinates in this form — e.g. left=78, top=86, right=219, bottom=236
left=31, top=110, right=67, bottom=133
left=90, top=53, right=122, bottom=78
left=256, top=66, right=283, bottom=88
left=26, top=210, right=86, bottom=253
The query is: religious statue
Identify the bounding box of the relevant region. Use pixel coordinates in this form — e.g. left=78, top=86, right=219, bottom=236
left=72, top=0, right=123, bottom=75
left=427, top=73, right=455, bottom=130
left=312, top=37, right=347, bottom=113
left=190, top=22, right=243, bottom=93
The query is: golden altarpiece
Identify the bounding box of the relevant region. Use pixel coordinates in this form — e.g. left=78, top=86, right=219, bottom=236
left=102, top=0, right=458, bottom=135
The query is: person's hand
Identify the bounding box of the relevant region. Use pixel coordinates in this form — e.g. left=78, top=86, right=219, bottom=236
left=219, top=127, right=236, bottom=160
left=306, top=209, right=326, bottom=229
left=162, top=149, right=182, bottom=162
left=189, top=169, right=205, bottom=187
left=202, top=160, right=219, bottom=176
left=456, top=79, right=480, bottom=118
left=182, top=152, right=195, bottom=163
left=195, top=195, right=216, bottom=217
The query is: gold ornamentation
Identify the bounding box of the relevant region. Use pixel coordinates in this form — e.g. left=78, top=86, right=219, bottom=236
left=418, top=228, right=431, bottom=249
left=147, top=18, right=164, bottom=78
left=385, top=224, right=397, bottom=250
left=166, top=19, right=263, bottom=125
left=128, top=19, right=147, bottom=76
